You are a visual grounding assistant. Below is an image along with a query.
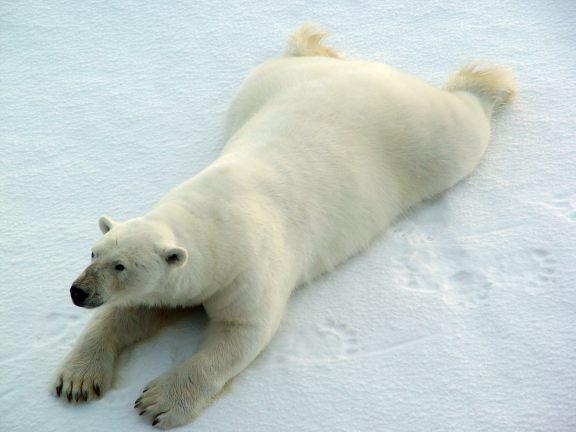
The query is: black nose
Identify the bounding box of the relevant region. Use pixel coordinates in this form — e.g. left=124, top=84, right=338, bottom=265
left=70, top=285, right=89, bottom=306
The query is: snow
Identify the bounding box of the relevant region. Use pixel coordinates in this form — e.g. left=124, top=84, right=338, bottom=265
left=1, top=0, right=575, bottom=431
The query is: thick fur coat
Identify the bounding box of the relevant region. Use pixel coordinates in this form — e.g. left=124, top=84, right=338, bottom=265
left=53, top=24, right=515, bottom=429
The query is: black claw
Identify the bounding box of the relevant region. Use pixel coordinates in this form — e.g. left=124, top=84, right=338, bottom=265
left=56, top=383, right=63, bottom=397
left=139, top=410, right=146, bottom=416
left=82, top=390, right=88, bottom=401
left=153, top=412, right=167, bottom=425
left=94, top=384, right=101, bottom=397
left=135, top=397, right=142, bottom=405
left=67, top=392, right=72, bottom=402
left=143, top=387, right=149, bottom=393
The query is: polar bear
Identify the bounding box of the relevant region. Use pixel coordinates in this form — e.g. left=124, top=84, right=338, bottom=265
left=53, top=24, right=515, bottom=429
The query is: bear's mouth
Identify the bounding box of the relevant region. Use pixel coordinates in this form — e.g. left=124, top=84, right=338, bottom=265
left=78, top=296, right=104, bottom=309
left=79, top=301, right=103, bottom=309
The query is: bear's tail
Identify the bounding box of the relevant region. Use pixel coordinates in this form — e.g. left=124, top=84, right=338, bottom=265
left=445, top=63, right=516, bottom=116
left=286, top=23, right=341, bottom=58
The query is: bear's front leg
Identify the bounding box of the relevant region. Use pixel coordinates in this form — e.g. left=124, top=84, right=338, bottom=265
left=135, top=301, right=285, bottom=429
left=53, top=305, right=173, bottom=403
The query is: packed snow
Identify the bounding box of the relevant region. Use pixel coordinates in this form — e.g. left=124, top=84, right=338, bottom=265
left=1, top=1, right=575, bottom=431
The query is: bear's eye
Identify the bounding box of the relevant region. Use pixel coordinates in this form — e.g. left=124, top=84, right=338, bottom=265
left=114, top=264, right=125, bottom=272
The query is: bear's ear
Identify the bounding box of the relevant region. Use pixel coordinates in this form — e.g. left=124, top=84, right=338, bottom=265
left=98, top=216, right=116, bottom=234
left=162, top=247, right=188, bottom=267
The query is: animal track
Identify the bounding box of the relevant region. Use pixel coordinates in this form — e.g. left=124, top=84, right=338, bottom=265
left=493, top=248, right=556, bottom=295
left=392, top=248, right=443, bottom=293
left=443, top=271, right=492, bottom=308
left=317, top=319, right=360, bottom=357
left=266, top=244, right=555, bottom=369
left=270, top=319, right=360, bottom=365
left=392, top=244, right=494, bottom=308
left=390, top=221, right=434, bottom=245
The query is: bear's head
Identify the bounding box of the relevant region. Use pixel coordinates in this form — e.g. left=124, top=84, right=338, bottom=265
left=69, top=216, right=188, bottom=308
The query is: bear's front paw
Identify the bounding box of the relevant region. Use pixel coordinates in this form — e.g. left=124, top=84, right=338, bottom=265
left=134, top=364, right=219, bottom=429
left=53, top=349, right=115, bottom=403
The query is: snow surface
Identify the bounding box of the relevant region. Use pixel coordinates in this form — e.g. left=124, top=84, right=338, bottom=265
left=1, top=1, right=575, bottom=431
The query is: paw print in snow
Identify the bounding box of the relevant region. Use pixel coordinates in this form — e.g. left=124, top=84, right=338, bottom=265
left=390, top=222, right=433, bottom=245
left=394, top=249, right=443, bottom=293
left=316, top=319, right=360, bottom=358
left=526, top=249, right=556, bottom=294
left=270, top=319, right=361, bottom=365
left=492, top=248, right=556, bottom=295
left=443, top=271, right=492, bottom=308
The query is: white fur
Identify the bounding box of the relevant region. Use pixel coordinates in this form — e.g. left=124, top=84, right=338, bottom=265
left=53, top=24, right=515, bottom=429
